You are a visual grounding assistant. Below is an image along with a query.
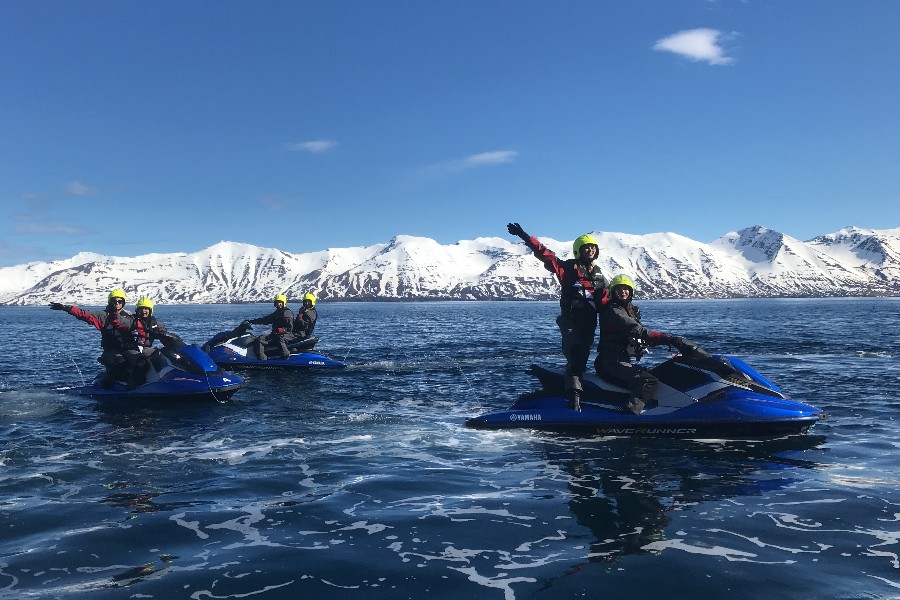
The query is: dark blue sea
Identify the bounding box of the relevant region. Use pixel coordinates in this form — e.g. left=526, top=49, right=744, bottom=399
left=1, top=299, right=899, bottom=599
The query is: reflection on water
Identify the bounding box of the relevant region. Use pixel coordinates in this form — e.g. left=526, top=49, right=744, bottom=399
left=543, top=435, right=828, bottom=565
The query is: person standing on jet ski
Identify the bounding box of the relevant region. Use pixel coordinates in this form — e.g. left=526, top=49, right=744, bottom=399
left=49, top=288, right=140, bottom=388
left=126, top=297, right=185, bottom=387
left=293, top=293, right=318, bottom=340
left=595, top=275, right=706, bottom=415
left=248, top=294, right=294, bottom=360
left=507, top=222, right=608, bottom=412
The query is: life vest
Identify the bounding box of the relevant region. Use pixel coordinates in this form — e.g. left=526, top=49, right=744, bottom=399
left=274, top=308, right=293, bottom=334
left=599, top=300, right=645, bottom=358
left=560, top=260, right=607, bottom=326
left=293, top=307, right=317, bottom=338
left=101, top=311, right=137, bottom=352
left=132, top=316, right=160, bottom=349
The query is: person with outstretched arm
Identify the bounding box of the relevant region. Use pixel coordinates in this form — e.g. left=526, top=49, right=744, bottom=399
left=507, top=222, right=608, bottom=411
left=50, top=288, right=140, bottom=388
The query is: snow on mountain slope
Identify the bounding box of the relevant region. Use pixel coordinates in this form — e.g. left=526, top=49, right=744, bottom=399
left=712, top=226, right=871, bottom=295
left=2, top=225, right=898, bottom=305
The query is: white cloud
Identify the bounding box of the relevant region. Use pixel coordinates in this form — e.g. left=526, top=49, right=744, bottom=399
left=653, top=28, right=735, bottom=66
left=411, top=150, right=518, bottom=183
left=65, top=180, right=98, bottom=196
left=460, top=151, right=518, bottom=168
left=429, top=150, right=518, bottom=174
left=286, top=140, right=338, bottom=153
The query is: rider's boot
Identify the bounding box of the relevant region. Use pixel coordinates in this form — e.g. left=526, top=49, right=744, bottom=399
left=624, top=397, right=645, bottom=414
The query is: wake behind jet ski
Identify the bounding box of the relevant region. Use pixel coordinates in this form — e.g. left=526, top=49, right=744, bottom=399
left=203, top=321, right=347, bottom=369
left=67, top=342, right=246, bottom=403
left=465, top=351, right=824, bottom=439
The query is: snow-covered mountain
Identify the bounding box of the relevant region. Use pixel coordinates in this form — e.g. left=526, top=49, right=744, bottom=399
left=2, top=226, right=899, bottom=306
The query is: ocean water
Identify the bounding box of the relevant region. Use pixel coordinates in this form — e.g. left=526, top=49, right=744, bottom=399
left=0, top=298, right=898, bottom=599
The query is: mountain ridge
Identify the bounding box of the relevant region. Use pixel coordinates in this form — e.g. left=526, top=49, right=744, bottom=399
left=2, top=225, right=899, bottom=306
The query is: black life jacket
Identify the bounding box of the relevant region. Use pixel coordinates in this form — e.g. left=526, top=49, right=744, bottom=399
left=559, top=260, right=607, bottom=327
left=132, top=315, right=160, bottom=349
left=599, top=299, right=645, bottom=358
left=274, top=308, right=294, bottom=334
left=293, top=307, right=317, bottom=338
left=101, top=311, right=137, bottom=352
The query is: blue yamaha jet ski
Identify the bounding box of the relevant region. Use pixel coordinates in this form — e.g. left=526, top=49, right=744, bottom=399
left=203, top=322, right=347, bottom=370
left=68, top=343, right=246, bottom=403
left=466, top=352, right=824, bottom=439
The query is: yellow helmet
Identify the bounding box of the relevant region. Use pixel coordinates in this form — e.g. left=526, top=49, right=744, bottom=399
left=572, top=234, right=599, bottom=256
left=608, top=274, right=636, bottom=295
left=274, top=294, right=287, bottom=306
left=303, top=292, right=316, bottom=307
left=136, top=297, right=154, bottom=314
left=108, top=288, right=127, bottom=303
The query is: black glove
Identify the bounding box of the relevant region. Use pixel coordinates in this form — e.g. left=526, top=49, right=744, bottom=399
left=667, top=335, right=686, bottom=350
left=507, top=222, right=527, bottom=240
left=670, top=336, right=710, bottom=359
left=682, top=339, right=711, bottom=360
left=160, top=332, right=185, bottom=347
left=49, top=302, right=71, bottom=312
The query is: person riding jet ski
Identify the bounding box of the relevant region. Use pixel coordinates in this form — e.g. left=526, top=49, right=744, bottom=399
left=507, top=222, right=608, bottom=412
left=293, top=293, right=318, bottom=340
left=595, top=274, right=708, bottom=415
left=126, top=296, right=185, bottom=388
left=247, top=294, right=294, bottom=360
left=50, top=288, right=139, bottom=388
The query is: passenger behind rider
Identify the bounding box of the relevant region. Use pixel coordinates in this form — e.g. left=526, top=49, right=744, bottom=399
left=293, top=293, right=318, bottom=340
left=247, top=294, right=294, bottom=360
left=127, top=297, right=185, bottom=388
left=50, top=288, right=140, bottom=388
left=595, top=275, right=707, bottom=414
left=507, top=222, right=608, bottom=412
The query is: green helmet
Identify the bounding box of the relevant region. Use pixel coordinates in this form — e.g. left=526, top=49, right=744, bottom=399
left=108, top=288, right=127, bottom=303
left=274, top=294, right=287, bottom=306
left=572, top=234, right=599, bottom=256
left=136, top=297, right=154, bottom=314
left=303, top=292, right=316, bottom=307
left=608, top=274, right=635, bottom=295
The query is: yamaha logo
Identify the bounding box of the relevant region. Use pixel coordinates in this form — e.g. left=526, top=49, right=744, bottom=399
left=511, top=413, right=542, bottom=421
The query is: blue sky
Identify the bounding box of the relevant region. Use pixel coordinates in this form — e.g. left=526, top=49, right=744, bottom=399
left=2, top=1, right=899, bottom=267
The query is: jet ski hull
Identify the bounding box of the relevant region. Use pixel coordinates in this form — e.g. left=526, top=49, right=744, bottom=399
left=70, top=377, right=246, bottom=404
left=466, top=356, right=824, bottom=439
left=207, top=348, right=347, bottom=369
left=204, top=331, right=347, bottom=370
left=68, top=344, right=246, bottom=404
left=465, top=395, right=823, bottom=438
